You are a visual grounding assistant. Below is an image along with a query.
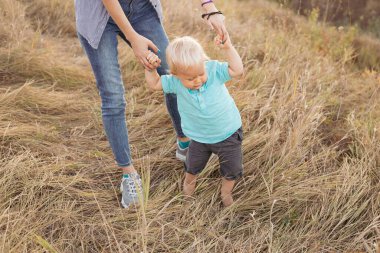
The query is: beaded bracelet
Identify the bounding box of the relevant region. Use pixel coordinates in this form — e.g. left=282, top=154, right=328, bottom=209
left=201, top=0, right=213, bottom=7
left=201, top=11, right=223, bottom=20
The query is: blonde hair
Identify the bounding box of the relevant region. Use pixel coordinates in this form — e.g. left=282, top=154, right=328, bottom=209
left=166, top=36, right=209, bottom=75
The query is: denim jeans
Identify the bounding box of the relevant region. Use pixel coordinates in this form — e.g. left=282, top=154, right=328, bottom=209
left=78, top=0, right=184, bottom=167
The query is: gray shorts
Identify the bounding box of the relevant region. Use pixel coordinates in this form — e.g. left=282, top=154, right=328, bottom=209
left=184, top=128, right=243, bottom=181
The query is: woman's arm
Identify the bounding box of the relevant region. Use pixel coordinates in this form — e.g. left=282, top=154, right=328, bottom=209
left=200, top=0, right=227, bottom=40
left=101, top=0, right=160, bottom=70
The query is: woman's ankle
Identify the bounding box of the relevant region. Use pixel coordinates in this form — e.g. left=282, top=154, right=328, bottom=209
left=121, top=165, right=136, bottom=175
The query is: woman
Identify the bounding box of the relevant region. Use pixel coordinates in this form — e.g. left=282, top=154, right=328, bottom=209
left=74, top=0, right=227, bottom=208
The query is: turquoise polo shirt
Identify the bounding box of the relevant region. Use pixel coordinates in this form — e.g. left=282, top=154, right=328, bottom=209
left=161, top=60, right=242, bottom=144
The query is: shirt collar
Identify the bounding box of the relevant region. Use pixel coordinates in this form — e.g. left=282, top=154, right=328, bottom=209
left=187, top=84, right=206, bottom=94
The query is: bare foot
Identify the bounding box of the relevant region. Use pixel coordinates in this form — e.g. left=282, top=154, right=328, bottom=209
left=183, top=173, right=197, bottom=196
left=221, top=194, right=234, bottom=207
left=183, top=181, right=195, bottom=196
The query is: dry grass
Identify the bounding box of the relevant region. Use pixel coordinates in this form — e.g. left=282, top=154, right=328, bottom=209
left=20, top=0, right=76, bottom=37
left=0, top=0, right=379, bottom=252
left=270, top=0, right=380, bottom=70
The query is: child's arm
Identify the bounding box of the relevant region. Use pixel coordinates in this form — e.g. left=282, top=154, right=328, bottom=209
left=215, top=33, right=244, bottom=78
left=145, top=69, right=162, bottom=91
left=144, top=51, right=162, bottom=90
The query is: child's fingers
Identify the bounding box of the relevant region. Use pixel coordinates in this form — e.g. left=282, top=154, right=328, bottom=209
left=205, top=20, right=214, bottom=31
left=154, top=58, right=161, bottom=67
left=147, top=52, right=159, bottom=64
left=214, top=36, right=219, bottom=45
left=146, top=52, right=161, bottom=68
left=214, top=35, right=224, bottom=46
left=148, top=56, right=156, bottom=64
left=147, top=51, right=155, bottom=60
left=150, top=57, right=160, bottom=67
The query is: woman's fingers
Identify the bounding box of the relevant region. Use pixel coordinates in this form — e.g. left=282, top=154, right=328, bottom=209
left=206, top=20, right=214, bottom=31
left=153, top=58, right=161, bottom=68
left=220, top=23, right=228, bottom=35
left=215, top=23, right=226, bottom=39
left=211, top=21, right=222, bottom=35
left=139, top=58, right=146, bottom=69
left=131, top=34, right=161, bottom=69
left=147, top=40, right=159, bottom=53
left=208, top=14, right=226, bottom=37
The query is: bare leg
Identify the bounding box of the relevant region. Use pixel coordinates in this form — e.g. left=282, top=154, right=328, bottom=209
left=221, top=179, right=235, bottom=207
left=178, top=137, right=190, bottom=142
left=121, top=164, right=136, bottom=174
left=183, top=173, right=197, bottom=196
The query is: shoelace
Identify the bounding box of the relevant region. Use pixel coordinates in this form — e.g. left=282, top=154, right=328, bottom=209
left=126, top=177, right=142, bottom=196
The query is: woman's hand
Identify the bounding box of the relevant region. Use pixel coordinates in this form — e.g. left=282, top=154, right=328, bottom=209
left=130, top=34, right=162, bottom=70
left=204, top=13, right=227, bottom=42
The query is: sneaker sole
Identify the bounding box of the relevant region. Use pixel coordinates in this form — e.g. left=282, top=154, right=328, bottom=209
left=176, top=151, right=186, bottom=162
left=121, top=198, right=128, bottom=208
left=121, top=199, right=138, bottom=209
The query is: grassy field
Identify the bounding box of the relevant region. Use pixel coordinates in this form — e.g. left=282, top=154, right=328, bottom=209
left=270, top=0, right=380, bottom=70
left=0, top=0, right=379, bottom=252
left=271, top=0, right=380, bottom=37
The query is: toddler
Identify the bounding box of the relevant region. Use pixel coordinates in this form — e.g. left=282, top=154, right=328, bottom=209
left=144, top=34, right=244, bottom=206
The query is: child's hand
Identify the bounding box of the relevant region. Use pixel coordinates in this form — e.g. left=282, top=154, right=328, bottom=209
left=214, top=32, right=232, bottom=49
left=146, top=51, right=161, bottom=69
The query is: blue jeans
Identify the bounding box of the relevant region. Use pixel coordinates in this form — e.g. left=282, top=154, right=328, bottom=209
left=78, top=0, right=184, bottom=167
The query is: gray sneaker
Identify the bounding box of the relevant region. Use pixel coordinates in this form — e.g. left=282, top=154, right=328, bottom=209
left=176, top=142, right=188, bottom=162
left=120, top=172, right=143, bottom=209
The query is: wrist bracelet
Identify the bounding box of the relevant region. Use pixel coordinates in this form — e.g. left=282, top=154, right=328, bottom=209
left=201, top=11, right=223, bottom=20
left=201, top=0, right=213, bottom=7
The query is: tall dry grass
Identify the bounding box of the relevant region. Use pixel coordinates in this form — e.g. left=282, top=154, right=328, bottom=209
left=0, top=0, right=379, bottom=252
left=269, top=0, right=380, bottom=70
left=271, top=0, right=380, bottom=33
